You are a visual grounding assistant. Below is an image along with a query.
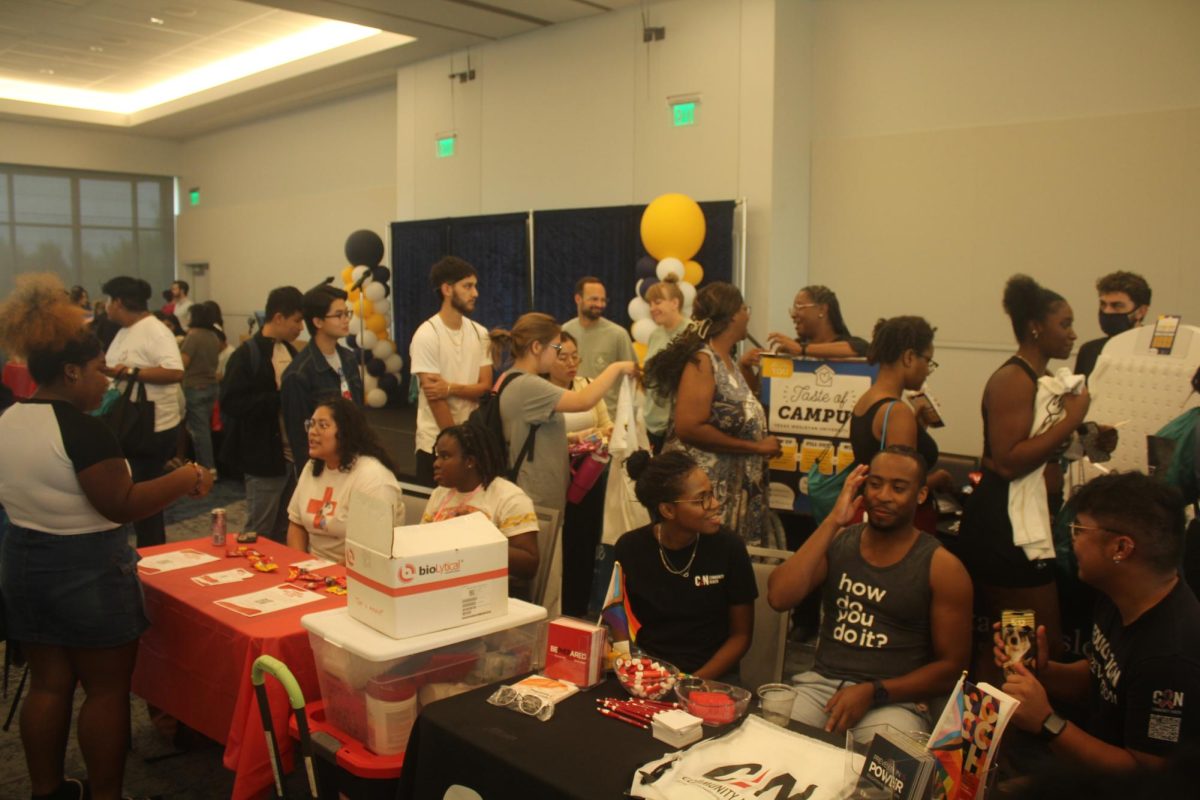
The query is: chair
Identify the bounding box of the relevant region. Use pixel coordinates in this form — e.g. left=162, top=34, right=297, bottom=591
left=741, top=545, right=793, bottom=692
left=530, top=506, right=562, bottom=618
left=398, top=481, right=433, bottom=526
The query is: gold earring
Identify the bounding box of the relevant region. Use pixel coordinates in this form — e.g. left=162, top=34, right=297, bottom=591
left=1033, top=330, right=1039, bottom=340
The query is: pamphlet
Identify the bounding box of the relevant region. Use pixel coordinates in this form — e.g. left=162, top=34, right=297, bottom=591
left=289, top=557, right=335, bottom=571
left=191, top=568, right=255, bottom=587
left=927, top=676, right=1019, bottom=800
left=545, top=616, right=606, bottom=687
left=512, top=674, right=581, bottom=705
left=856, top=727, right=935, bottom=800
left=138, top=548, right=220, bottom=574
left=214, top=583, right=327, bottom=617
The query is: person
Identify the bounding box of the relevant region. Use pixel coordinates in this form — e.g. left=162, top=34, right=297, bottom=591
left=287, top=396, right=404, bottom=563
left=492, top=312, right=637, bottom=516
left=220, top=286, right=305, bottom=542
left=68, top=286, right=91, bottom=322
left=561, top=276, right=635, bottom=417
left=420, top=424, right=539, bottom=581
left=281, top=283, right=363, bottom=478
left=616, top=450, right=756, bottom=680
left=169, top=279, right=193, bottom=332
left=0, top=273, right=213, bottom=800
left=179, top=302, right=223, bottom=475
left=101, top=275, right=185, bottom=548
left=203, top=300, right=236, bottom=380
left=993, top=472, right=1200, bottom=770
left=850, top=316, right=955, bottom=530
left=768, top=448, right=973, bottom=734
left=547, top=330, right=612, bottom=617
left=643, top=277, right=689, bottom=454
left=410, top=257, right=493, bottom=485
left=958, top=275, right=1089, bottom=684
left=768, top=285, right=868, bottom=360
left=1074, top=271, right=1152, bottom=379
left=643, top=282, right=780, bottom=546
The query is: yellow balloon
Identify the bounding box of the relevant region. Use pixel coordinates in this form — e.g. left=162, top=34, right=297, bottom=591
left=632, top=341, right=648, bottom=365
left=353, top=297, right=374, bottom=317
left=640, top=193, right=706, bottom=261
left=341, top=266, right=354, bottom=284
left=683, top=260, right=704, bottom=286
left=347, top=288, right=361, bottom=304
left=365, top=313, right=387, bottom=334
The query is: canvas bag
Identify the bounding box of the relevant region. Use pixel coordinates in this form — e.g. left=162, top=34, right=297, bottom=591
left=601, top=376, right=651, bottom=546
left=100, top=377, right=158, bottom=457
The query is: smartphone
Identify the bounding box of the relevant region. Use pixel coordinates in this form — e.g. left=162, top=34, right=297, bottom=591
left=1001, top=609, right=1037, bottom=674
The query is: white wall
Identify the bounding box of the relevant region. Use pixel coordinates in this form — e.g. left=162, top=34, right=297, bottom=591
left=0, top=118, right=180, bottom=176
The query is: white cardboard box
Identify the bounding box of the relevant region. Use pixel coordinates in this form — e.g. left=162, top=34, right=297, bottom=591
left=345, top=492, right=509, bottom=639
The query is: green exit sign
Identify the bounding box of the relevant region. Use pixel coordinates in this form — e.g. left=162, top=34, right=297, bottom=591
left=672, top=101, right=696, bottom=127
left=188, top=187, right=200, bottom=206
left=436, top=135, right=456, bottom=158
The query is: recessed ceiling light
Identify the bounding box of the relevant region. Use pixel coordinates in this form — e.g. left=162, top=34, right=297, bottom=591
left=149, top=16, right=165, bottom=25
left=89, top=45, right=105, bottom=53
left=39, top=68, right=55, bottom=75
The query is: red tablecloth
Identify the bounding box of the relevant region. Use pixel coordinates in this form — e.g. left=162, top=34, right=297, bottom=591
left=132, top=537, right=346, bottom=800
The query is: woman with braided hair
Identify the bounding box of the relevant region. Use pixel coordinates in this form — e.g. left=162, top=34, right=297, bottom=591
left=644, top=282, right=780, bottom=546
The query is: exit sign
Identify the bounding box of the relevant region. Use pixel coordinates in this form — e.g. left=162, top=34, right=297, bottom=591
left=436, top=135, right=456, bottom=158
left=672, top=101, right=696, bottom=127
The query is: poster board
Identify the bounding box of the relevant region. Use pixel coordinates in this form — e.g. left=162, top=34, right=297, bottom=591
left=759, top=356, right=877, bottom=513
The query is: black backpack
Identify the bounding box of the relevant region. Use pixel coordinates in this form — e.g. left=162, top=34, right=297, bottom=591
left=467, top=372, right=539, bottom=481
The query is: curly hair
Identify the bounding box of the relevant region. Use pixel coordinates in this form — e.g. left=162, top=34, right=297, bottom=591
left=436, top=424, right=506, bottom=489
left=867, top=316, right=936, bottom=366
left=0, top=273, right=100, bottom=385
left=625, top=450, right=699, bottom=522
left=1002, top=274, right=1065, bottom=342
left=310, top=396, right=402, bottom=479
left=643, top=281, right=743, bottom=404
left=1096, top=271, right=1151, bottom=307
left=801, top=285, right=851, bottom=338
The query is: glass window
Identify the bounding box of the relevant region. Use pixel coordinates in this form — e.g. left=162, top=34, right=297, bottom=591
left=80, top=178, right=133, bottom=227
left=14, top=225, right=74, bottom=285
left=0, top=226, right=12, bottom=300
left=0, top=173, right=8, bottom=220
left=137, top=180, right=163, bottom=228
left=82, top=228, right=135, bottom=289
left=13, top=174, right=71, bottom=225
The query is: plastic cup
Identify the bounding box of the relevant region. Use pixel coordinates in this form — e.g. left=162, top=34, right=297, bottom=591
left=756, top=683, right=797, bottom=726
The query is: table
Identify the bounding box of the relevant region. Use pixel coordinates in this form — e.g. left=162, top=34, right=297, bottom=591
left=132, top=537, right=346, bottom=800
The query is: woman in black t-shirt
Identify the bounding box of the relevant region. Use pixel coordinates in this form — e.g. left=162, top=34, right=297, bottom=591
left=615, top=451, right=757, bottom=680
left=768, top=285, right=869, bottom=360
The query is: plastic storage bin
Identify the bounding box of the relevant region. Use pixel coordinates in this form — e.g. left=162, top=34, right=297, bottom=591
left=302, top=599, right=547, bottom=754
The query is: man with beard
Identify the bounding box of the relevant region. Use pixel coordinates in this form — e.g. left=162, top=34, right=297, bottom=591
left=1074, top=271, right=1152, bottom=380
left=768, top=446, right=973, bottom=734
left=169, top=279, right=193, bottom=331
left=410, top=257, right=493, bottom=485
left=562, top=276, right=634, bottom=417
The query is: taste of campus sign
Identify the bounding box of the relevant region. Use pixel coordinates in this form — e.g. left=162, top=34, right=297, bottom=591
left=758, top=356, right=877, bottom=513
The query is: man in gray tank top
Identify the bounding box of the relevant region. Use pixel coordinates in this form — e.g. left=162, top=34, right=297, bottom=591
left=768, top=446, right=973, bottom=734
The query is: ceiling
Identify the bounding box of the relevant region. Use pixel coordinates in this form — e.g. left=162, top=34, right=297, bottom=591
left=0, top=0, right=640, bottom=139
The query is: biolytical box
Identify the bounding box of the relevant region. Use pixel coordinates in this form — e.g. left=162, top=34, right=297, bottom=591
left=345, top=493, right=508, bottom=639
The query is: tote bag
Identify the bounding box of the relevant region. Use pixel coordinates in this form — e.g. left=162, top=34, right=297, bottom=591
left=601, top=376, right=651, bottom=545
left=100, top=378, right=157, bottom=457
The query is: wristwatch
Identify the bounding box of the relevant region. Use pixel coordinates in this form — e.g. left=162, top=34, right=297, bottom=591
left=870, top=679, right=889, bottom=707
left=1039, top=711, right=1067, bottom=741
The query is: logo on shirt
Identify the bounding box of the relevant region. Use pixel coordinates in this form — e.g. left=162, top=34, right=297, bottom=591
left=694, top=573, right=725, bottom=587
left=1152, top=690, right=1184, bottom=711
left=306, top=487, right=336, bottom=531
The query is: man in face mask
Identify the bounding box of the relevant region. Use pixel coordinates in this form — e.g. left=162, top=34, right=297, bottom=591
left=1075, top=271, right=1151, bottom=380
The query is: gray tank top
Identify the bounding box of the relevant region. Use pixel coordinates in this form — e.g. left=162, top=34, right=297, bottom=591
left=813, top=523, right=940, bottom=683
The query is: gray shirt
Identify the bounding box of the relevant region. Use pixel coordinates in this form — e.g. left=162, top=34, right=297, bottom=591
left=498, top=370, right=568, bottom=513
left=562, top=317, right=634, bottom=416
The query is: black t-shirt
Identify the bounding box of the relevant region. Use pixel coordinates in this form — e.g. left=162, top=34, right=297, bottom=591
left=614, top=524, right=757, bottom=673
left=1087, top=580, right=1200, bottom=756
left=1075, top=336, right=1108, bottom=380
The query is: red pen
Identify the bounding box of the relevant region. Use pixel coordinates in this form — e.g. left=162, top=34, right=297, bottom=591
left=597, top=707, right=649, bottom=729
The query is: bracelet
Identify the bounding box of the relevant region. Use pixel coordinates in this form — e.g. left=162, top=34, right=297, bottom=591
left=186, top=461, right=205, bottom=495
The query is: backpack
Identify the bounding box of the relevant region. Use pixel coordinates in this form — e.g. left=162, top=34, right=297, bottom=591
left=467, top=372, right=540, bottom=481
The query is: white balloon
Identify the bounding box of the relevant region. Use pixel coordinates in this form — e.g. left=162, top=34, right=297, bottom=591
left=364, top=372, right=379, bottom=392
left=384, top=353, right=404, bottom=373
left=364, top=281, right=387, bottom=303
left=366, top=388, right=388, bottom=408
left=358, top=329, right=379, bottom=351
left=372, top=339, right=396, bottom=359
left=351, top=265, right=372, bottom=286
left=656, top=257, right=685, bottom=282
left=627, top=296, right=651, bottom=322
left=679, top=280, right=697, bottom=307
left=683, top=303, right=694, bottom=319
left=631, top=318, right=657, bottom=345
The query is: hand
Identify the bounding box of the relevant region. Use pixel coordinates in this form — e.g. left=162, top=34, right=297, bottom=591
left=421, top=375, right=450, bottom=401
left=1001, top=660, right=1053, bottom=734
left=181, top=463, right=214, bottom=498
left=739, top=347, right=763, bottom=370
left=993, top=622, right=1050, bottom=673
left=766, top=333, right=801, bottom=356
left=824, top=682, right=875, bottom=734
left=757, top=435, right=782, bottom=458
left=615, top=360, right=640, bottom=378
left=101, top=363, right=129, bottom=379
left=926, top=469, right=956, bottom=494
left=1061, top=384, right=1090, bottom=424
left=830, top=464, right=869, bottom=528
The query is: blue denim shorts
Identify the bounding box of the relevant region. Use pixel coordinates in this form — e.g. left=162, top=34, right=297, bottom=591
left=1, top=524, right=149, bottom=648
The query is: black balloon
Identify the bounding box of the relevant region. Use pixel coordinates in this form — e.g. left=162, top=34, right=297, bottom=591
left=378, top=373, right=399, bottom=391
left=636, top=255, right=657, bottom=279
left=346, top=334, right=358, bottom=349
left=371, top=265, right=391, bottom=284
left=345, top=230, right=384, bottom=268
left=384, top=384, right=403, bottom=404
left=367, top=358, right=387, bottom=377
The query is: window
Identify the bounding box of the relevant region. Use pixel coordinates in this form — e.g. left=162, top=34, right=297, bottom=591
left=0, top=165, right=175, bottom=302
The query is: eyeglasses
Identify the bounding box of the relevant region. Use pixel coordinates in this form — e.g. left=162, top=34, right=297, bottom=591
left=324, top=310, right=351, bottom=320
left=1068, top=522, right=1125, bottom=540
left=673, top=491, right=719, bottom=509
left=557, top=353, right=581, bottom=365
left=918, top=353, right=939, bottom=374
left=791, top=302, right=818, bottom=313
left=487, top=685, right=555, bottom=721
left=303, top=419, right=335, bottom=432
left=549, top=343, right=564, bottom=354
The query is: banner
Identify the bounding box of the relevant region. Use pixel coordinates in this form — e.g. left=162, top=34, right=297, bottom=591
left=759, top=356, right=877, bottom=513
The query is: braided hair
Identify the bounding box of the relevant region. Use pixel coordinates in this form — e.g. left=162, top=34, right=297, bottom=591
left=643, top=281, right=744, bottom=404
left=436, top=424, right=506, bottom=489
left=625, top=450, right=698, bottom=522
left=801, top=285, right=851, bottom=338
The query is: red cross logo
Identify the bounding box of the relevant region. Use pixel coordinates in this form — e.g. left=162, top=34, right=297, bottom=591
left=307, top=486, right=336, bottom=530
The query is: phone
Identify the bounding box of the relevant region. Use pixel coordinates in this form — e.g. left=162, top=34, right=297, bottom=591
left=1001, top=609, right=1037, bottom=674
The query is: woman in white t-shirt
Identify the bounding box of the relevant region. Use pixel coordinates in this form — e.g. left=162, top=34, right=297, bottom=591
left=287, top=397, right=405, bottom=564
left=421, top=424, right=540, bottom=580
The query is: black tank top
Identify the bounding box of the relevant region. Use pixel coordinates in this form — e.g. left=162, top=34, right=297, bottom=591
left=982, top=356, right=1040, bottom=458
left=850, top=397, right=940, bottom=470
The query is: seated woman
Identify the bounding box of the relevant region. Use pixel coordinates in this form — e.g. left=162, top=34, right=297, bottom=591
left=615, top=451, right=757, bottom=681
left=287, top=396, right=404, bottom=563
left=420, top=424, right=540, bottom=581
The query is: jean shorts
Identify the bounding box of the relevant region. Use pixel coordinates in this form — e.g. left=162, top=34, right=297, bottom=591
left=1, top=524, right=149, bottom=648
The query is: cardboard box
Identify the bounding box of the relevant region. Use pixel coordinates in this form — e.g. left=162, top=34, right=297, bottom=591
left=345, top=492, right=509, bottom=639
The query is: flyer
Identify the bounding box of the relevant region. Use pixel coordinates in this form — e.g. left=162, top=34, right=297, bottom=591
left=190, top=568, right=256, bottom=587
left=214, top=584, right=327, bottom=617
left=138, top=548, right=220, bottom=574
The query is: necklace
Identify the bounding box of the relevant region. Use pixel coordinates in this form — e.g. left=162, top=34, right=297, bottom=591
left=655, top=524, right=700, bottom=578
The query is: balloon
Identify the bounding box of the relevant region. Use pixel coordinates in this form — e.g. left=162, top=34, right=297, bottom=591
left=632, top=341, right=648, bottom=364
left=340, top=266, right=354, bottom=283
left=628, top=296, right=651, bottom=322
left=640, top=193, right=706, bottom=261
left=364, top=281, right=388, bottom=303
left=371, top=265, right=391, bottom=284
left=656, top=257, right=685, bottom=282
left=346, top=334, right=357, bottom=349
left=683, top=260, right=704, bottom=285
left=345, top=229, right=384, bottom=267
left=351, top=297, right=374, bottom=318
left=365, top=314, right=387, bottom=335
left=679, top=280, right=697, bottom=308
left=351, top=265, right=372, bottom=286
left=372, top=339, right=396, bottom=359
left=635, top=255, right=658, bottom=280
left=347, top=288, right=361, bottom=304
left=358, top=329, right=379, bottom=351
left=631, top=318, right=656, bottom=345
left=364, top=372, right=379, bottom=394
left=638, top=277, right=660, bottom=300
left=378, top=373, right=399, bottom=392
left=367, top=358, right=387, bottom=377
left=366, top=388, right=388, bottom=408
left=384, top=353, right=404, bottom=373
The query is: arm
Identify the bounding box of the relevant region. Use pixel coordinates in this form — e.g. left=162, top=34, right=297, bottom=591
left=181, top=352, right=192, bottom=369
left=507, top=530, right=539, bottom=580
left=765, top=334, right=864, bottom=360
left=674, top=354, right=774, bottom=455
left=983, top=368, right=1089, bottom=480
left=554, top=361, right=636, bottom=413
left=767, top=465, right=868, bottom=610
left=692, top=604, right=754, bottom=680
left=77, top=459, right=212, bottom=524
left=993, top=623, right=1092, bottom=707
left=451, top=364, right=493, bottom=402
left=287, top=521, right=310, bottom=554
left=417, top=373, right=457, bottom=430
left=108, top=364, right=184, bottom=385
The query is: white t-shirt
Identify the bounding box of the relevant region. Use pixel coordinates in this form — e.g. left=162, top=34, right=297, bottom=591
left=106, top=315, right=184, bottom=432
left=420, top=477, right=539, bottom=539
left=173, top=297, right=193, bottom=331
left=409, top=315, right=492, bottom=453
left=287, top=455, right=405, bottom=564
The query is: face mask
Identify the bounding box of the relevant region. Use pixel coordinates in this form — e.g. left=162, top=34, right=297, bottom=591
left=1098, top=310, right=1137, bottom=337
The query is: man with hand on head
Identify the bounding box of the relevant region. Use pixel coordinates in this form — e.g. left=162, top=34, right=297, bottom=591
left=1075, top=271, right=1152, bottom=379
left=562, top=276, right=635, bottom=417
left=409, top=257, right=493, bottom=485
left=768, top=446, right=973, bottom=734
left=994, top=472, right=1200, bottom=771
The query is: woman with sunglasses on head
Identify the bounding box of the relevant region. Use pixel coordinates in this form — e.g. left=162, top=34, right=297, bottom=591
left=615, top=451, right=757, bottom=681
left=286, top=396, right=404, bottom=564
left=768, top=285, right=868, bottom=361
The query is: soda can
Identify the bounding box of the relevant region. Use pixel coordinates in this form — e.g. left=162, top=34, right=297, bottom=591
left=211, top=508, right=227, bottom=547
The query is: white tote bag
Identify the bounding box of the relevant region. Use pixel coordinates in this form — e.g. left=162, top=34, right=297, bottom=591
left=601, top=376, right=652, bottom=546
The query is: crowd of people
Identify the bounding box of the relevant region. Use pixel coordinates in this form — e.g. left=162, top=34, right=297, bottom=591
left=0, top=259, right=1196, bottom=797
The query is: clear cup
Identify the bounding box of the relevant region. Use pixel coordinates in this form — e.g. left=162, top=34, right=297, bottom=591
left=756, top=682, right=797, bottom=726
